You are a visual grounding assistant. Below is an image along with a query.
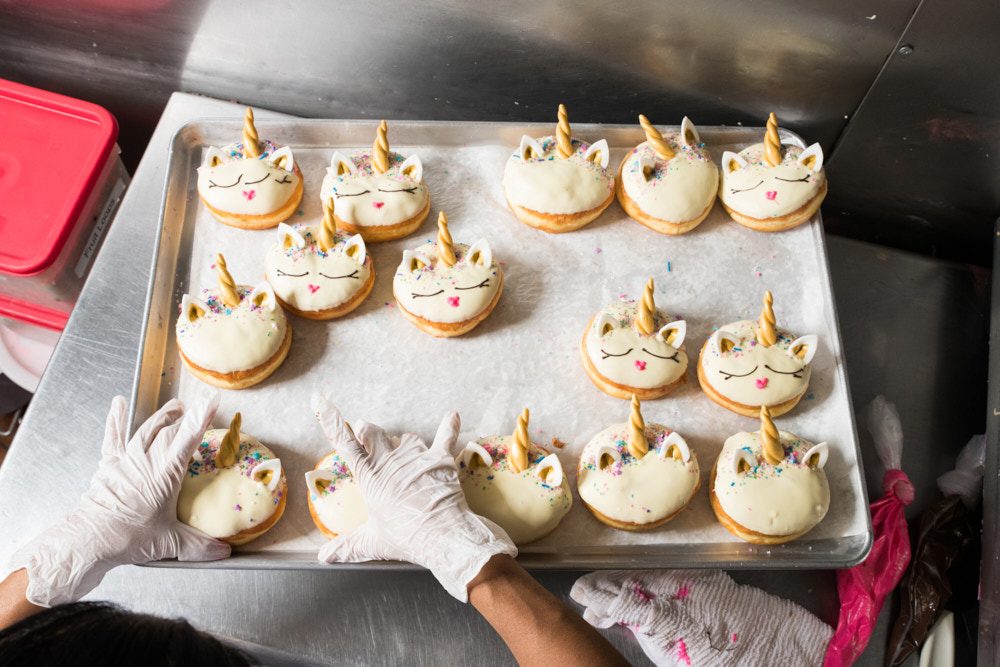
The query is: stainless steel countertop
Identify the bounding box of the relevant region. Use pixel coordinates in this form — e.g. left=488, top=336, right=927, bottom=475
left=1, top=93, right=985, bottom=665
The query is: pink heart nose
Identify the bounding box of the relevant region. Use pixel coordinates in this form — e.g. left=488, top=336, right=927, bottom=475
left=447, top=296, right=460, bottom=307
left=755, top=378, right=769, bottom=389
left=242, top=190, right=256, bottom=201
left=765, top=191, right=777, bottom=201
left=372, top=201, right=385, bottom=209
left=634, top=360, right=647, bottom=371
left=307, top=284, right=320, bottom=294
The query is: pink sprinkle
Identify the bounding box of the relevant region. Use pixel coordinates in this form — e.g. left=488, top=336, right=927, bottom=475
left=242, top=190, right=256, bottom=201
left=766, top=190, right=777, bottom=200
left=307, top=284, right=320, bottom=294
left=372, top=201, right=385, bottom=209
left=733, top=633, right=738, bottom=642
left=234, top=504, right=242, bottom=511
left=676, top=585, right=690, bottom=599
left=677, top=638, right=691, bottom=665
left=755, top=378, right=769, bottom=389
left=447, top=296, right=460, bottom=307
left=634, top=582, right=654, bottom=602
left=634, top=360, right=647, bottom=371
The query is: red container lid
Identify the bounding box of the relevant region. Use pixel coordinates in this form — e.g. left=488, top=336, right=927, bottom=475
left=0, top=78, right=118, bottom=277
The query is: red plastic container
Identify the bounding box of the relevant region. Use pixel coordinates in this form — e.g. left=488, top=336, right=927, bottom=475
left=0, top=79, right=129, bottom=331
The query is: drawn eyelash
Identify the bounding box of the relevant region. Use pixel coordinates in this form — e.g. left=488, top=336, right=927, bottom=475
left=334, top=189, right=371, bottom=198
left=319, top=271, right=359, bottom=280
left=411, top=289, right=444, bottom=298
left=274, top=174, right=293, bottom=185
left=455, top=279, right=490, bottom=290
left=641, top=348, right=680, bottom=363
left=244, top=173, right=270, bottom=185
left=276, top=269, right=308, bottom=278
left=377, top=186, right=418, bottom=195
left=730, top=180, right=763, bottom=194
left=600, top=347, right=634, bottom=360
left=209, top=174, right=242, bottom=189
left=764, top=364, right=803, bottom=378
left=775, top=175, right=810, bottom=184
left=718, top=365, right=758, bottom=380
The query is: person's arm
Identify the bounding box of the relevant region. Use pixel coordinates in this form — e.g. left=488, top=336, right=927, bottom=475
left=0, top=569, right=43, bottom=630
left=469, top=555, right=628, bottom=667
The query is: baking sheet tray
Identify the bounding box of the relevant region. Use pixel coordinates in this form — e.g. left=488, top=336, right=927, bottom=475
left=133, top=119, right=872, bottom=570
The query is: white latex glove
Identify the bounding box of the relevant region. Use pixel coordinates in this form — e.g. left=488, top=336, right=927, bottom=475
left=312, top=393, right=517, bottom=601
left=570, top=570, right=832, bottom=666
left=8, top=394, right=231, bottom=607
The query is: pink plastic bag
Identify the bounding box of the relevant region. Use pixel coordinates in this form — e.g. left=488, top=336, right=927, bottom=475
left=824, top=397, right=913, bottom=667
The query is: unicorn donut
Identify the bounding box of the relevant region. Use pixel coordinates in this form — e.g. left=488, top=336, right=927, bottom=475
left=176, top=253, right=292, bottom=390
left=616, top=115, right=719, bottom=235
left=580, top=278, right=688, bottom=400
left=320, top=120, right=430, bottom=243
left=264, top=199, right=374, bottom=320
left=305, top=449, right=368, bottom=540
left=455, top=409, right=572, bottom=545
left=392, top=212, right=503, bottom=337
left=578, top=395, right=699, bottom=531
left=178, top=413, right=287, bottom=546
left=196, top=108, right=303, bottom=229
left=710, top=406, right=830, bottom=544
left=502, top=104, right=615, bottom=233
left=719, top=113, right=827, bottom=232
left=697, top=291, right=817, bottom=417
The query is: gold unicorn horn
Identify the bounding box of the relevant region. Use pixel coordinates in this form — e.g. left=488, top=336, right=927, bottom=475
left=763, top=113, right=782, bottom=167
left=372, top=120, right=389, bottom=174
left=636, top=278, right=656, bottom=336
left=509, top=408, right=530, bottom=473
left=436, top=212, right=457, bottom=267
left=216, top=253, right=241, bottom=308
left=216, top=412, right=242, bottom=468
left=759, top=406, right=783, bottom=465
left=757, top=290, right=777, bottom=347
left=639, top=115, right=676, bottom=161
left=319, top=197, right=337, bottom=252
left=243, top=108, right=261, bottom=159
left=557, top=104, right=573, bottom=159
left=628, top=395, right=648, bottom=459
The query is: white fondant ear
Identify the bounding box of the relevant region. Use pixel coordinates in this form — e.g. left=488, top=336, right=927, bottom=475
left=202, top=146, right=227, bottom=168
left=253, top=458, right=282, bottom=491
left=804, top=442, right=829, bottom=469
left=798, top=143, right=824, bottom=172
left=304, top=469, right=337, bottom=494
left=788, top=334, right=818, bottom=365
left=277, top=222, right=306, bottom=249
left=342, top=234, right=367, bottom=265
left=596, top=313, right=620, bottom=338
left=639, top=152, right=657, bottom=181
left=722, top=151, right=748, bottom=174
left=401, top=250, right=432, bottom=273
left=711, top=329, right=741, bottom=355
left=268, top=146, right=295, bottom=172
left=534, top=454, right=564, bottom=488
left=658, top=432, right=691, bottom=463
left=181, top=295, right=209, bottom=323
left=466, top=239, right=493, bottom=268
left=732, top=448, right=759, bottom=475
left=398, top=154, right=424, bottom=181
left=249, top=282, right=277, bottom=312
left=656, top=320, right=686, bottom=348
left=457, top=441, right=494, bottom=471
left=329, top=151, right=358, bottom=176
left=680, top=117, right=701, bottom=147
left=594, top=444, right=621, bottom=470
left=583, top=139, right=610, bottom=168
left=519, top=135, right=544, bottom=161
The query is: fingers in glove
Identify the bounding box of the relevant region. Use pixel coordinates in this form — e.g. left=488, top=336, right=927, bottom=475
left=318, top=525, right=382, bottom=564
left=430, top=410, right=461, bottom=457
left=174, top=523, right=232, bottom=562
left=129, top=398, right=185, bottom=455
left=101, top=395, right=130, bottom=458
left=355, top=420, right=394, bottom=459
left=312, top=393, right=366, bottom=473
left=165, top=391, right=220, bottom=474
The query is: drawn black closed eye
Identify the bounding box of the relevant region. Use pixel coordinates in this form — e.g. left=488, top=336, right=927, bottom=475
left=600, top=348, right=633, bottom=360
left=718, top=365, right=758, bottom=380
left=274, top=174, right=293, bottom=185
left=244, top=172, right=271, bottom=185
left=641, top=347, right=680, bottom=363
left=377, top=186, right=418, bottom=195
left=455, top=278, right=490, bottom=290
left=334, top=189, right=371, bottom=198
left=208, top=174, right=242, bottom=189
left=764, top=364, right=803, bottom=379
left=276, top=269, right=308, bottom=278
left=775, top=174, right=810, bottom=184
left=320, top=270, right=359, bottom=280
left=411, top=289, right=444, bottom=298
left=730, top=180, right=763, bottom=194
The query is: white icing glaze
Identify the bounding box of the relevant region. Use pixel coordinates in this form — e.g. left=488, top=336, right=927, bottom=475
left=585, top=300, right=688, bottom=390
left=175, top=284, right=288, bottom=374
left=713, top=429, right=830, bottom=536
left=264, top=224, right=372, bottom=313
left=307, top=451, right=368, bottom=537
left=393, top=240, right=502, bottom=324
left=319, top=151, right=428, bottom=228
left=197, top=140, right=301, bottom=216
left=621, top=123, right=719, bottom=223
left=177, top=429, right=284, bottom=539
left=502, top=136, right=615, bottom=214
left=701, top=319, right=815, bottom=407
left=458, top=435, right=572, bottom=545
left=577, top=422, right=700, bottom=525
left=719, top=142, right=826, bottom=219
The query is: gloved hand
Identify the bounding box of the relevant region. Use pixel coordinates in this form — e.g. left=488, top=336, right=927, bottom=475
left=8, top=394, right=231, bottom=607
left=571, top=570, right=832, bottom=666
left=312, top=393, right=517, bottom=601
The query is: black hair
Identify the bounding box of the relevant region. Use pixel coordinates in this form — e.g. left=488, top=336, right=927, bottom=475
left=0, top=601, right=252, bottom=666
